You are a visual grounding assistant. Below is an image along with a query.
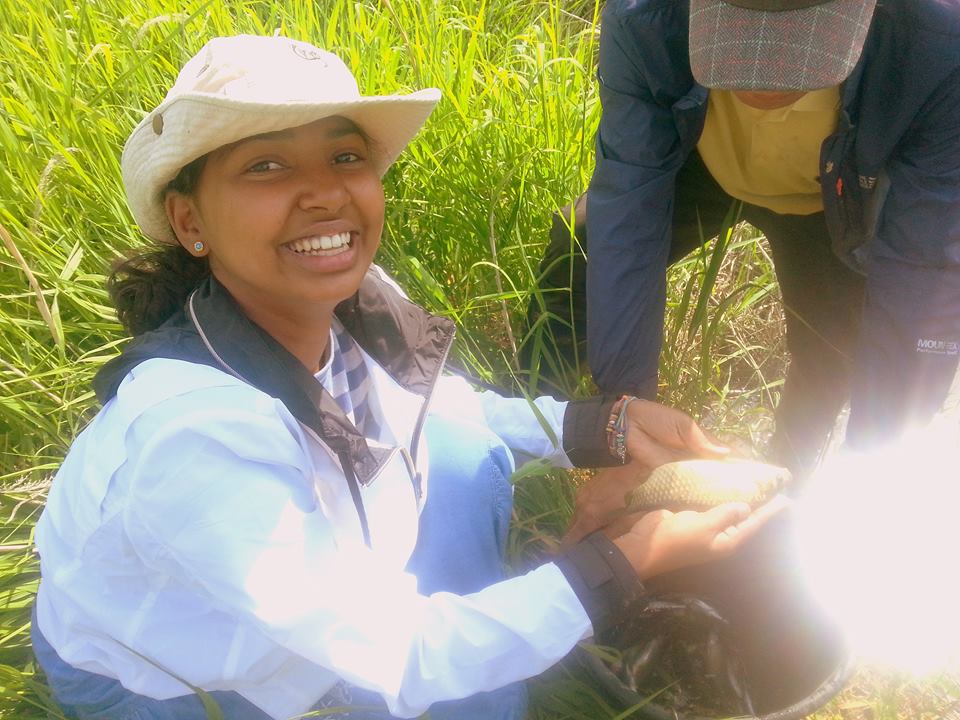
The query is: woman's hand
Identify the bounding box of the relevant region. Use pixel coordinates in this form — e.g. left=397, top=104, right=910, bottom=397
left=623, top=398, right=728, bottom=469
left=611, top=495, right=790, bottom=580
left=563, top=463, right=641, bottom=548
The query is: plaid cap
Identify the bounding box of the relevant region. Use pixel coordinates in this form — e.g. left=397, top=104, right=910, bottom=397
left=689, top=0, right=878, bottom=91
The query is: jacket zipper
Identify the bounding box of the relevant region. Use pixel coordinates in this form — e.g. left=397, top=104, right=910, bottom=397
left=409, top=328, right=456, bottom=467
left=301, top=425, right=372, bottom=547
left=190, top=291, right=379, bottom=545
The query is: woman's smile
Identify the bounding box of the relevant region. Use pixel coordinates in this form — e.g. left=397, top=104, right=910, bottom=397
left=285, top=231, right=353, bottom=256
left=281, top=224, right=362, bottom=273
left=282, top=235, right=359, bottom=272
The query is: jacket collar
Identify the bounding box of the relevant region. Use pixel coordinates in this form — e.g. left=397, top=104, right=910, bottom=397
left=93, top=270, right=456, bottom=485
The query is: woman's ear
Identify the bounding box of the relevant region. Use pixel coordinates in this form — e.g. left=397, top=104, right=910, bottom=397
left=165, top=192, right=207, bottom=257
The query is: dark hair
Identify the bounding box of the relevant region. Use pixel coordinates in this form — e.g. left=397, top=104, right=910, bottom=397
left=108, top=155, right=209, bottom=336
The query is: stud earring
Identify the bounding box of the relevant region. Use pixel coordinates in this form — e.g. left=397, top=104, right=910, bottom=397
left=193, top=241, right=204, bottom=253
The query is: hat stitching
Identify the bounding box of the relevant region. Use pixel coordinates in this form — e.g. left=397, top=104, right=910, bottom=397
left=711, top=4, right=724, bottom=89
left=750, top=13, right=769, bottom=88
left=799, top=8, right=820, bottom=80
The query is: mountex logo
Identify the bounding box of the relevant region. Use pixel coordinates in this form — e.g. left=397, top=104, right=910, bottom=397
left=916, top=338, right=960, bottom=355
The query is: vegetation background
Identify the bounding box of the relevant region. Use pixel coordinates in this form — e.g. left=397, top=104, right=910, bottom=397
left=0, top=0, right=955, bottom=717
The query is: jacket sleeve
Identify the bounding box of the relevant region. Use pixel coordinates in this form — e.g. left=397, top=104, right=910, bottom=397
left=585, top=6, right=686, bottom=397
left=847, top=67, right=960, bottom=447
left=123, top=393, right=597, bottom=719
left=432, top=374, right=620, bottom=468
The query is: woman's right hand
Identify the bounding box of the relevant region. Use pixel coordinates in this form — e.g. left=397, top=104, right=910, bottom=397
left=611, top=495, right=790, bottom=580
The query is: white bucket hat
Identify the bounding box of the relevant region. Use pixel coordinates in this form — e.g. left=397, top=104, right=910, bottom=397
left=121, top=34, right=441, bottom=243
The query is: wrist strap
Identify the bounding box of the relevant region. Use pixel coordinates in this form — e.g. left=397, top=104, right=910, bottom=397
left=553, top=532, right=645, bottom=634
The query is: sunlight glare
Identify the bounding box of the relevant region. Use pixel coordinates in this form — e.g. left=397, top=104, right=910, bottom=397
left=796, top=416, right=960, bottom=676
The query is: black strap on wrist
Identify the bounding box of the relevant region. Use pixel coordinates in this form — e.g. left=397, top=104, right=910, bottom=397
left=553, top=532, right=645, bottom=634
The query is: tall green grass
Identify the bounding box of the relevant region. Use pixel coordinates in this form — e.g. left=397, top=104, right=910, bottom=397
left=1, top=1, right=953, bottom=718
left=0, top=2, right=604, bottom=716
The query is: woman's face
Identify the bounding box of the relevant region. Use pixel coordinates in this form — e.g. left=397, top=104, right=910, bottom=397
left=167, top=116, right=385, bottom=319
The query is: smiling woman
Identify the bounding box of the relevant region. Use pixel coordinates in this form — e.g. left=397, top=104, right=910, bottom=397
left=30, top=33, right=784, bottom=720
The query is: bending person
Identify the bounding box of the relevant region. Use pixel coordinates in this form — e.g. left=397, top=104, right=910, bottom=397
left=526, top=0, right=960, bottom=479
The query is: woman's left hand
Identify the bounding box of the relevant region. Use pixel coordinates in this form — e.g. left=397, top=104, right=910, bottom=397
left=563, top=463, right=642, bottom=547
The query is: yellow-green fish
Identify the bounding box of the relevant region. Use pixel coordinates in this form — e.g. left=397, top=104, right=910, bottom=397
left=626, top=459, right=790, bottom=513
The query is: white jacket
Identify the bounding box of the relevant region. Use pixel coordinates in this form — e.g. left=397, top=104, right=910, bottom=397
left=35, top=272, right=595, bottom=719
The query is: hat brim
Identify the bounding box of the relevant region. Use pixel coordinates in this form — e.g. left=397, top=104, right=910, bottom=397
left=122, top=89, right=440, bottom=243
left=689, top=0, right=877, bottom=91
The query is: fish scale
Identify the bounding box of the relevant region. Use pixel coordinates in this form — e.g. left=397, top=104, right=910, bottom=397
left=626, top=459, right=790, bottom=512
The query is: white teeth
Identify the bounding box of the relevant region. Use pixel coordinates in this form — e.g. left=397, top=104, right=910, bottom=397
left=288, top=232, right=352, bottom=255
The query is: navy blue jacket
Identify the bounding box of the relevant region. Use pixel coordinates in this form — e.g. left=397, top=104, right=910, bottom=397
left=586, top=0, right=960, bottom=446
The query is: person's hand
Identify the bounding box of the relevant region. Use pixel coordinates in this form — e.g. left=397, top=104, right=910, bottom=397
left=563, top=463, right=642, bottom=548
left=611, top=495, right=791, bottom=580
left=561, top=401, right=729, bottom=547
left=623, top=398, right=729, bottom=469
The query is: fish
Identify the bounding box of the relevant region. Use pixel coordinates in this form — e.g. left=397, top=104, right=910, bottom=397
left=626, top=458, right=790, bottom=513
left=616, top=635, right=666, bottom=692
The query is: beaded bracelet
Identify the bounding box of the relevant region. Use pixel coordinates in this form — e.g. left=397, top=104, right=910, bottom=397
left=605, top=395, right=638, bottom=464
left=605, top=396, right=625, bottom=459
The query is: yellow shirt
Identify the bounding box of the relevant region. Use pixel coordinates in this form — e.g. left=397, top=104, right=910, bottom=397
left=696, top=87, right=841, bottom=216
